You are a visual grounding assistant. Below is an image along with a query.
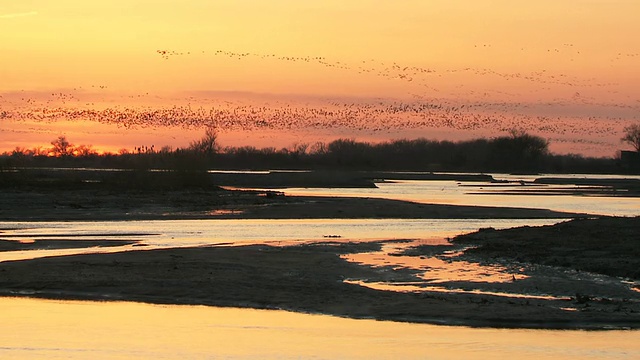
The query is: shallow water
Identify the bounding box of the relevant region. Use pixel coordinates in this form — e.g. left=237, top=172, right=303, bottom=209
left=281, top=173, right=640, bottom=217
left=0, top=218, right=562, bottom=262
left=1, top=297, right=638, bottom=360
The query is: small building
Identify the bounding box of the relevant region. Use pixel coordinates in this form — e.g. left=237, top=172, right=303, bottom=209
left=620, top=150, right=640, bottom=172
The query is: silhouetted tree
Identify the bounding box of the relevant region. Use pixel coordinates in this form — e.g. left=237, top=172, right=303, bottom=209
left=189, top=127, right=219, bottom=156
left=327, top=139, right=375, bottom=167
left=50, top=136, right=73, bottom=157
left=621, top=123, right=640, bottom=152
left=309, top=141, right=327, bottom=155
left=488, top=130, right=549, bottom=171
left=74, top=144, right=98, bottom=157
left=1, top=132, right=629, bottom=174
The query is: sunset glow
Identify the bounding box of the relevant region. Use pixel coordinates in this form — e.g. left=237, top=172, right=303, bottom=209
left=2, top=1, right=639, bottom=156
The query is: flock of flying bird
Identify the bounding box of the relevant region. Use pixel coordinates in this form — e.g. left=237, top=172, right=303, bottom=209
left=1, top=95, right=633, bottom=150
left=156, top=48, right=631, bottom=92
left=2, top=45, right=639, bottom=154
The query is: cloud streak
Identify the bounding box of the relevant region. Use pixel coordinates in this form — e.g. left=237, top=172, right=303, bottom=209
left=0, top=11, right=38, bottom=19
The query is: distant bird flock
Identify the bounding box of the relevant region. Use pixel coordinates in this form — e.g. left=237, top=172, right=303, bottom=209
left=2, top=45, right=639, bottom=154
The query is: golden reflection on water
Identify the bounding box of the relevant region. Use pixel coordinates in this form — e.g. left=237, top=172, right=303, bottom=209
left=341, top=239, right=534, bottom=298
left=284, top=179, right=640, bottom=217
left=1, top=297, right=638, bottom=360
left=0, top=218, right=559, bottom=263
left=344, top=245, right=521, bottom=283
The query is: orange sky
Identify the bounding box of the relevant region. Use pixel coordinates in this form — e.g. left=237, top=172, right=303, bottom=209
left=2, top=1, right=639, bottom=156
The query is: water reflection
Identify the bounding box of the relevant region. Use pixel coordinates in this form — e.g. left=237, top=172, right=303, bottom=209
left=1, top=297, right=638, bottom=360
left=282, top=178, right=640, bottom=216
left=0, top=218, right=561, bottom=262
left=340, top=239, right=639, bottom=302
left=344, top=243, right=525, bottom=286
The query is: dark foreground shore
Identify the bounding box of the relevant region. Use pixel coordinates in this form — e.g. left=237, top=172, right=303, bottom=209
left=1, top=217, right=639, bottom=330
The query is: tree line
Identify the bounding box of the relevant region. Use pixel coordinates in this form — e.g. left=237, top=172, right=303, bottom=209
left=1, top=128, right=637, bottom=174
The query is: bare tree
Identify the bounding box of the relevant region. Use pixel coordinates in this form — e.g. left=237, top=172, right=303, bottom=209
left=74, top=144, right=97, bottom=157
left=188, top=127, right=219, bottom=156
left=621, top=123, right=640, bottom=152
left=309, top=141, right=327, bottom=155
left=50, top=136, right=73, bottom=157
left=290, top=142, right=309, bottom=155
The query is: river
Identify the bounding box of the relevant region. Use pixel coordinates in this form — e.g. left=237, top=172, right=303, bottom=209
left=2, top=297, right=638, bottom=360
